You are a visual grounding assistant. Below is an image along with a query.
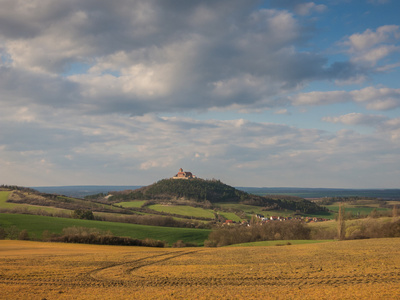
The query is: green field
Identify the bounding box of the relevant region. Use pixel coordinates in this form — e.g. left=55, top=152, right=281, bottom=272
left=217, top=203, right=303, bottom=218
left=0, top=191, right=13, bottom=209
left=216, top=203, right=266, bottom=216
left=218, top=211, right=243, bottom=222
left=0, top=213, right=211, bottom=246
left=228, top=239, right=333, bottom=247
left=148, top=204, right=215, bottom=219
left=116, top=200, right=147, bottom=208
left=325, top=204, right=390, bottom=216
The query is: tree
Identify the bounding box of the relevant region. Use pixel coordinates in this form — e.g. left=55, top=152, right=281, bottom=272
left=18, top=229, right=30, bottom=240
left=393, top=205, right=398, bottom=218
left=337, top=203, right=346, bottom=240
left=73, top=209, right=94, bottom=220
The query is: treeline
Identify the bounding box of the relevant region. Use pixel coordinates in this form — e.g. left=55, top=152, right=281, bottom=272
left=0, top=185, right=37, bottom=193
left=205, top=221, right=311, bottom=247
left=50, top=227, right=166, bottom=247
left=205, top=216, right=400, bottom=246
left=0, top=226, right=166, bottom=247
left=343, top=217, right=400, bottom=240
left=84, top=192, right=107, bottom=200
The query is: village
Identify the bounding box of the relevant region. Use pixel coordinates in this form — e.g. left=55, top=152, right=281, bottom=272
left=223, top=214, right=330, bottom=226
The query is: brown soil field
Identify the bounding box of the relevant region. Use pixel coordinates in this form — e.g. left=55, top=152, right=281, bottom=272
left=1, top=239, right=400, bottom=299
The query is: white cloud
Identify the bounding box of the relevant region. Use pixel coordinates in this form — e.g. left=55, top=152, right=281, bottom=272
left=344, top=25, right=400, bottom=66
left=350, top=87, right=400, bottom=110
left=322, top=113, right=387, bottom=126
left=274, top=109, right=289, bottom=115
left=295, top=2, right=327, bottom=16
left=292, top=87, right=400, bottom=110
left=291, top=90, right=349, bottom=106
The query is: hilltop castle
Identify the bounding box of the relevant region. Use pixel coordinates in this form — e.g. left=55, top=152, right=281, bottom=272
left=172, top=168, right=197, bottom=179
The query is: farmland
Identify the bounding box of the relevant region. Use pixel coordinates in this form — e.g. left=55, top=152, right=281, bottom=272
left=147, top=204, right=215, bottom=219
left=1, top=239, right=400, bottom=299
left=0, top=213, right=211, bottom=246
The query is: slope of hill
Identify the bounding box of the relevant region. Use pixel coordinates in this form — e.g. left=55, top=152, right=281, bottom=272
left=0, top=185, right=129, bottom=215
left=32, top=185, right=142, bottom=199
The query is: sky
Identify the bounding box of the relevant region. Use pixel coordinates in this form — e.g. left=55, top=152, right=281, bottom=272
left=1, top=0, right=400, bottom=188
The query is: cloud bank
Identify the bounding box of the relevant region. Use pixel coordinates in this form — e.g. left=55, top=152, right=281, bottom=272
left=1, top=0, right=400, bottom=188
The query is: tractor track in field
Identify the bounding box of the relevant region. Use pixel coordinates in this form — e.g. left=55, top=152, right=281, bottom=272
left=87, top=249, right=200, bottom=284
left=1, top=248, right=400, bottom=289
left=0, top=250, right=202, bottom=288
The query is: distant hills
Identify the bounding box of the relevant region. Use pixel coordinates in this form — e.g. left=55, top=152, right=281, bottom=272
left=239, top=187, right=400, bottom=199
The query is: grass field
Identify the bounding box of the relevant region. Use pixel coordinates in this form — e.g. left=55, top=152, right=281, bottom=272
left=0, top=191, right=12, bottom=208
left=0, top=213, right=211, bottom=246
left=215, top=202, right=331, bottom=219
left=116, top=200, right=147, bottom=208
left=325, top=204, right=390, bottom=216
left=216, top=203, right=270, bottom=217
left=218, top=211, right=242, bottom=222
left=148, top=204, right=215, bottom=219
left=1, top=239, right=400, bottom=299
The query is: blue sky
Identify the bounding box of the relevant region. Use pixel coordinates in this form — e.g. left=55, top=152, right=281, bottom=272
left=0, top=0, right=399, bottom=188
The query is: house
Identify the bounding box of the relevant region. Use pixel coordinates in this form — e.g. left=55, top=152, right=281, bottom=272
left=172, top=168, right=197, bottom=179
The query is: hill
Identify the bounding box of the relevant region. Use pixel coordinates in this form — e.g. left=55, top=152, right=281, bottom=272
left=110, top=179, right=245, bottom=203
left=108, top=178, right=326, bottom=214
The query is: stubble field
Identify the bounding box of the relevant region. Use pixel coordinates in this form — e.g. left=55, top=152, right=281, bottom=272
left=1, top=238, right=400, bottom=299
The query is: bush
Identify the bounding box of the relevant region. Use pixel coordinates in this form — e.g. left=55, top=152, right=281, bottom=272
left=310, top=226, right=336, bottom=240
left=5, top=226, right=20, bottom=240
left=18, top=229, right=30, bottom=240
left=172, top=240, right=198, bottom=247
left=0, top=227, right=6, bottom=239
left=41, top=230, right=54, bottom=242
left=73, top=209, right=94, bottom=220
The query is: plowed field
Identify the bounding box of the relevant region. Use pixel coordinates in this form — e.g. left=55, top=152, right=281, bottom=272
left=1, top=239, right=400, bottom=299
